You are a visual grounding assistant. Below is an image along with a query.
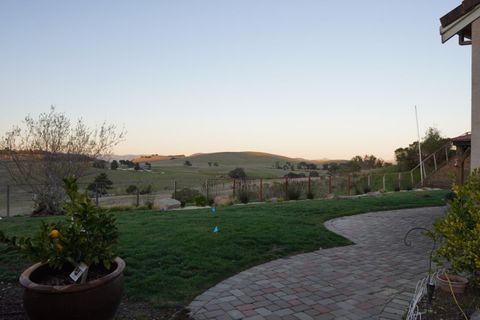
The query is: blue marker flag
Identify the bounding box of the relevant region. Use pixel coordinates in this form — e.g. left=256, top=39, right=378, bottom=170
left=213, top=226, right=219, bottom=233
left=211, top=207, right=216, bottom=214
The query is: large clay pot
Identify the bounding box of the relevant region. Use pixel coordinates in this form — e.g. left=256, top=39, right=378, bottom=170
left=20, top=257, right=125, bottom=320
left=436, top=273, right=468, bottom=294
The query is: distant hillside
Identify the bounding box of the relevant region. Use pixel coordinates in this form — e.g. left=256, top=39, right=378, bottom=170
left=107, top=154, right=141, bottom=161
left=145, top=151, right=341, bottom=167
left=132, top=154, right=185, bottom=163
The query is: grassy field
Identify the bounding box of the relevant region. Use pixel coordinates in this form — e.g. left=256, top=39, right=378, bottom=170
left=0, top=190, right=448, bottom=307
left=2, top=153, right=413, bottom=216
left=76, top=152, right=330, bottom=194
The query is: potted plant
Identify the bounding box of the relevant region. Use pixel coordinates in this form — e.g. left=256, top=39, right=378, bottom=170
left=432, top=169, right=480, bottom=294
left=0, top=178, right=125, bottom=320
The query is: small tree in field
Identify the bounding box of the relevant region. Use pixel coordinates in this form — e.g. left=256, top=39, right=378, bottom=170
left=87, top=173, right=114, bottom=195
left=110, top=160, right=119, bottom=170
left=0, top=107, right=125, bottom=215
left=228, top=168, right=247, bottom=179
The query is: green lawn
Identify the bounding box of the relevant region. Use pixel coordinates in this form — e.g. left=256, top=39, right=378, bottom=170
left=0, top=190, right=448, bottom=307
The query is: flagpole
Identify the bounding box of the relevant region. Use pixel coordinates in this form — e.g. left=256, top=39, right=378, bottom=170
left=415, top=106, right=424, bottom=185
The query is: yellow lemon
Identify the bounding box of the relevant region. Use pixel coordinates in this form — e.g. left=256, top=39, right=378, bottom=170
left=49, top=229, right=60, bottom=239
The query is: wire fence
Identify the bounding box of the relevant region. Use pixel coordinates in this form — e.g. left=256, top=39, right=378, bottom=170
left=0, top=170, right=432, bottom=217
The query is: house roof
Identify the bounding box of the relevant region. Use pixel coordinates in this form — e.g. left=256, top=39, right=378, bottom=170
left=452, top=132, right=471, bottom=141
left=440, top=0, right=480, bottom=43
left=441, top=1, right=480, bottom=27
left=452, top=132, right=471, bottom=147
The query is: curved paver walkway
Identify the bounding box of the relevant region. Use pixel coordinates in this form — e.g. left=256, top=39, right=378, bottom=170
left=188, top=207, right=446, bottom=320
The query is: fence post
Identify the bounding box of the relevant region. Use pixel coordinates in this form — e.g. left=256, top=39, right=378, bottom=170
left=136, top=184, right=140, bottom=207
left=368, top=175, right=371, bottom=188
left=173, top=180, right=177, bottom=200
left=6, top=185, right=10, bottom=217
left=259, top=178, right=263, bottom=202
left=233, top=179, right=236, bottom=197
left=445, top=146, right=449, bottom=162
left=382, top=175, right=386, bottom=191
left=411, top=171, right=414, bottom=186
left=206, top=179, right=209, bottom=201
left=95, top=183, right=99, bottom=207
left=308, top=176, right=311, bottom=196
left=433, top=153, right=438, bottom=171
left=398, top=173, right=402, bottom=190
left=347, top=175, right=351, bottom=196
left=285, top=177, right=289, bottom=200
left=328, top=175, right=332, bottom=194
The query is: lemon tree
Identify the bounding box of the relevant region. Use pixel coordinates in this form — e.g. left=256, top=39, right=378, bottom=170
left=0, top=178, right=118, bottom=279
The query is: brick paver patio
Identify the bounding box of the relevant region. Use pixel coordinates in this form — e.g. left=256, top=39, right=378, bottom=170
left=188, top=206, right=446, bottom=320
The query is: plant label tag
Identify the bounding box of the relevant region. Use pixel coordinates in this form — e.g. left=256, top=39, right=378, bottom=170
left=69, top=262, right=88, bottom=282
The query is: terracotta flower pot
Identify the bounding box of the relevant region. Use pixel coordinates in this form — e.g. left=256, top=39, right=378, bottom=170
left=436, top=273, right=468, bottom=294
left=20, top=257, right=125, bottom=320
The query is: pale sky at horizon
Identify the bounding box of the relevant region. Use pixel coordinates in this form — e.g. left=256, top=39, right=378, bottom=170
left=0, top=1, right=473, bottom=161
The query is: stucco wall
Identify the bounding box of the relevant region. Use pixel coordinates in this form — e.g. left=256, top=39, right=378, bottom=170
left=471, top=19, right=480, bottom=170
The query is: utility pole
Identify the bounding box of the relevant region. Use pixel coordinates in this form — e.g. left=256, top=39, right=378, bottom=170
left=415, top=106, right=424, bottom=185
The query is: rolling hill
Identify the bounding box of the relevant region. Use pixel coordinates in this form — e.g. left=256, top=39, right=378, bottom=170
left=133, top=151, right=337, bottom=167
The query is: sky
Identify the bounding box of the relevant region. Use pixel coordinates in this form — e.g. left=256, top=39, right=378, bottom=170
left=0, top=1, right=473, bottom=161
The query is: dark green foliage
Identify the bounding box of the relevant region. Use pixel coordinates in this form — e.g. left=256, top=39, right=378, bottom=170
left=297, top=162, right=318, bottom=170
left=110, top=160, right=119, bottom=170
left=394, top=186, right=401, bottom=192
left=307, top=192, right=314, bottom=200
left=238, top=189, right=250, bottom=204
left=349, top=155, right=385, bottom=171
left=433, top=171, right=480, bottom=276
left=228, top=168, right=247, bottom=179
left=87, top=173, right=113, bottom=195
left=126, top=185, right=137, bottom=194
left=184, top=160, right=192, bottom=167
left=139, top=185, right=152, bottom=195
left=309, top=171, right=320, bottom=177
left=282, top=161, right=295, bottom=171
left=327, top=162, right=340, bottom=173
left=173, top=188, right=202, bottom=207
left=354, top=185, right=362, bottom=195
left=134, top=163, right=141, bottom=171
left=93, top=160, right=108, bottom=169
left=284, top=172, right=306, bottom=178
left=363, top=186, right=372, bottom=194
left=287, top=184, right=302, bottom=200
left=194, top=195, right=207, bottom=207
left=444, top=191, right=456, bottom=202
left=395, top=127, right=450, bottom=171
left=145, top=200, right=154, bottom=210
left=119, top=160, right=135, bottom=168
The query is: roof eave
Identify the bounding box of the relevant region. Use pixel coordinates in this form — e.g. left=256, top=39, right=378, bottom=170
left=441, top=5, right=480, bottom=43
